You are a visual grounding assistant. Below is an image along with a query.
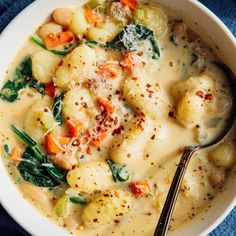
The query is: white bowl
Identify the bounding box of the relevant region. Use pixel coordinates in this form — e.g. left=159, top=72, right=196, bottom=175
left=0, top=1, right=235, bottom=236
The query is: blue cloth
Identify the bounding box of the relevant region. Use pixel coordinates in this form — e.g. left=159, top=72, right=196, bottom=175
left=0, top=0, right=235, bottom=235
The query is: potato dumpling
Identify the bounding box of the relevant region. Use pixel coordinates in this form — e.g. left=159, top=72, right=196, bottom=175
left=67, top=161, right=114, bottom=193
left=55, top=45, right=96, bottom=88
left=123, top=77, right=169, bottom=120
left=110, top=116, right=153, bottom=165
left=87, top=19, right=121, bottom=43
left=62, top=87, right=98, bottom=124
left=209, top=143, right=235, bottom=168
left=82, top=189, right=134, bottom=228
left=173, top=75, right=215, bottom=98
left=24, top=98, right=56, bottom=142
left=39, top=22, right=63, bottom=39
left=134, top=5, right=167, bottom=38
left=176, top=94, right=205, bottom=128
left=70, top=7, right=89, bottom=36
left=31, top=50, right=61, bottom=83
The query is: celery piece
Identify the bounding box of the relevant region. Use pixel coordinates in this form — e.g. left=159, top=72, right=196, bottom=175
left=55, top=195, right=68, bottom=217
left=133, top=7, right=146, bottom=24
left=87, top=0, right=106, bottom=12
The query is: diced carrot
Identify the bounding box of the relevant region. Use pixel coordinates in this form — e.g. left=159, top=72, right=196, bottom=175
left=129, top=180, right=151, bottom=197
left=10, top=147, right=21, bottom=163
left=66, top=119, right=83, bottom=137
left=45, top=134, right=70, bottom=155
left=44, top=31, right=75, bottom=50
left=45, top=82, right=56, bottom=97
left=84, top=7, right=102, bottom=24
left=121, top=0, right=138, bottom=10
left=91, top=132, right=107, bottom=147
left=97, top=62, right=121, bottom=80
left=97, top=97, right=115, bottom=115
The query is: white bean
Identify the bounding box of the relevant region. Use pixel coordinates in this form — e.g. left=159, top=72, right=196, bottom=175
left=53, top=8, right=73, bottom=26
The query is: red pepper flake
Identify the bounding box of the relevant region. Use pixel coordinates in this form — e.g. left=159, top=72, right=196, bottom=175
left=146, top=83, right=152, bottom=88
left=112, top=125, right=124, bottom=135
left=196, top=91, right=205, bottom=98
left=114, top=219, right=120, bottom=224
left=131, top=77, right=138, bottom=81
left=86, top=146, right=91, bottom=155
left=205, top=93, right=214, bottom=100
left=114, top=117, right=118, bottom=125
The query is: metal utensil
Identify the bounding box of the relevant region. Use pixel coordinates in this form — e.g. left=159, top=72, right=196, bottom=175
left=154, top=65, right=236, bottom=236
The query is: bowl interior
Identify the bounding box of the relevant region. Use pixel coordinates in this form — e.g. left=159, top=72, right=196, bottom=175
left=0, top=1, right=235, bottom=236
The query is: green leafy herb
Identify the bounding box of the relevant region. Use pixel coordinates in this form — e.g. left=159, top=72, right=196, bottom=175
left=17, top=148, right=59, bottom=187
left=68, top=196, right=87, bottom=205
left=206, top=117, right=222, bottom=128
left=106, top=159, right=130, bottom=182
left=53, top=92, right=65, bottom=124
left=191, top=53, right=198, bottom=65
left=169, top=35, right=178, bottom=46
left=106, top=23, right=160, bottom=59
left=0, top=57, right=45, bottom=102
left=4, top=144, right=10, bottom=155
left=31, top=35, right=77, bottom=56
left=85, top=41, right=101, bottom=47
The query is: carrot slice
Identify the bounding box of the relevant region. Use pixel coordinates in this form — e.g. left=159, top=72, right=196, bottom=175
left=45, top=134, right=71, bottom=154
left=121, top=0, right=138, bottom=10
left=10, top=147, right=21, bottom=163
left=97, top=62, right=121, bottom=80
left=97, top=97, right=115, bottom=115
left=44, top=31, right=75, bottom=50
left=66, top=119, right=83, bottom=137
left=84, top=7, right=102, bottom=24
left=129, top=180, right=151, bottom=197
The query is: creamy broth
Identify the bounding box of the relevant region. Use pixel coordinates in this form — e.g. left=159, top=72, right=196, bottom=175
left=0, top=1, right=235, bottom=235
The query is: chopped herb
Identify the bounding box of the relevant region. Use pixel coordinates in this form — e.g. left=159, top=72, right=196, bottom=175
left=52, top=92, right=65, bottom=124
left=85, top=41, right=101, bottom=47
left=106, top=23, right=160, bottom=59
left=4, top=144, right=10, bottom=155
left=169, top=35, right=178, bottom=46
left=191, top=53, right=198, bottom=65
left=68, top=196, right=87, bottom=205
left=106, top=159, right=130, bottom=182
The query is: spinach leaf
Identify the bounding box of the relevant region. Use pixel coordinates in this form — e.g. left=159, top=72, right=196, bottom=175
left=4, top=144, right=10, bottom=155
left=169, top=35, right=178, bottom=46
left=106, top=159, right=130, bottom=182
left=0, top=81, right=18, bottom=102
left=68, top=196, right=87, bottom=205
left=43, top=156, right=67, bottom=182
left=0, top=57, right=45, bottom=102
left=17, top=148, right=59, bottom=187
left=53, top=92, right=65, bottom=124
left=106, top=23, right=160, bottom=59
left=191, top=53, right=198, bottom=65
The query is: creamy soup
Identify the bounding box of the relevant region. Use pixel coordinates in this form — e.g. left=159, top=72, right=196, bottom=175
left=0, top=0, right=235, bottom=235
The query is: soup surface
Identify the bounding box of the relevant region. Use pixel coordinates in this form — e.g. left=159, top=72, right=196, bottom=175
left=0, top=0, right=235, bottom=235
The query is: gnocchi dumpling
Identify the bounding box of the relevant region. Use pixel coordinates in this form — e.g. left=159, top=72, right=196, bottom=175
left=55, top=45, right=96, bottom=88
left=209, top=143, right=235, bottom=168
left=82, top=189, right=134, bottom=228
left=87, top=19, right=121, bottom=43
left=70, top=7, right=89, bottom=36
left=24, top=98, right=56, bottom=142
left=31, top=50, right=61, bottom=83
left=176, top=94, right=205, bottom=128
left=62, top=87, right=98, bottom=125
left=123, top=77, right=169, bottom=120
left=110, top=116, right=153, bottom=165
left=67, top=161, right=114, bottom=193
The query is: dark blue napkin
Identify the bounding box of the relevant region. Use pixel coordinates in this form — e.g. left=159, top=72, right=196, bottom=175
left=0, top=0, right=235, bottom=235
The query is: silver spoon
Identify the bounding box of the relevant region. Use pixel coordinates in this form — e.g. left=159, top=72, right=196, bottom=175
left=154, top=64, right=236, bottom=236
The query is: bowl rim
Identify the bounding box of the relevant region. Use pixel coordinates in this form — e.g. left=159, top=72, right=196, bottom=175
left=0, top=1, right=235, bottom=236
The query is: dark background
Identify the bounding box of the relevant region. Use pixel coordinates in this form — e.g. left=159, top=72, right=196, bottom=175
left=0, top=0, right=235, bottom=235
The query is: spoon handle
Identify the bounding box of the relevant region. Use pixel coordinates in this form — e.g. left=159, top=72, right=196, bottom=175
left=154, top=146, right=198, bottom=236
